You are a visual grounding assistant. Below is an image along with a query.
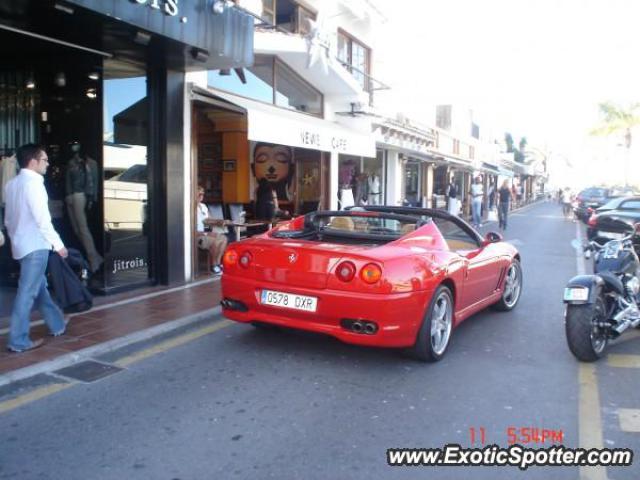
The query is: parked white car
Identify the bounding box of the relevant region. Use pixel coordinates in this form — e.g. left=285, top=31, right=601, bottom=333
left=104, top=164, right=147, bottom=231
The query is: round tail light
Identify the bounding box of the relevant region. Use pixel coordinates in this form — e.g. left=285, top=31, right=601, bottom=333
left=360, top=263, right=382, bottom=284
left=239, top=251, right=253, bottom=268
left=223, top=249, right=238, bottom=267
left=335, top=261, right=356, bottom=282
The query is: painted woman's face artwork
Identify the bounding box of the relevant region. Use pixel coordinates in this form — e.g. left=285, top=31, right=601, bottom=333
left=253, top=144, right=292, bottom=183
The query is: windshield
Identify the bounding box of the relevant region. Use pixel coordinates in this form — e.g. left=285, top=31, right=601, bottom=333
left=320, top=215, right=420, bottom=236
left=599, top=197, right=624, bottom=210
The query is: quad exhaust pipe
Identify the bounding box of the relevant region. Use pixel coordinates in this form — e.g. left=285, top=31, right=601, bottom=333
left=341, top=319, right=378, bottom=335
left=221, top=298, right=248, bottom=312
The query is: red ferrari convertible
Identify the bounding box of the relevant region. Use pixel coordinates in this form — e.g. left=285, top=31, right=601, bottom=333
left=221, top=206, right=522, bottom=362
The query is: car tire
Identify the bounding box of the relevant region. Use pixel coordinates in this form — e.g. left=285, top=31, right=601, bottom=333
left=492, top=259, right=523, bottom=311
left=407, top=285, right=454, bottom=362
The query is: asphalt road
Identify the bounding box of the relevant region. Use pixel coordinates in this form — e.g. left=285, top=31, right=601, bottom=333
left=1, top=201, right=639, bottom=480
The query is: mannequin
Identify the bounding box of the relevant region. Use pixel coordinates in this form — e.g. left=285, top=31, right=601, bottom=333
left=65, top=142, right=102, bottom=272
left=354, top=172, right=369, bottom=206
left=338, top=161, right=356, bottom=210
left=367, top=172, right=381, bottom=205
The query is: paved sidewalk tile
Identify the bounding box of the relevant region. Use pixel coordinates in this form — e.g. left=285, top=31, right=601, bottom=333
left=0, top=279, right=221, bottom=376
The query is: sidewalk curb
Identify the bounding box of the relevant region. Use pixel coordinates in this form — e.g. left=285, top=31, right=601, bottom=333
left=0, top=306, right=222, bottom=388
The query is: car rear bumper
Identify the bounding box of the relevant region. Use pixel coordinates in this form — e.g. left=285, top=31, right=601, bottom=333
left=221, top=275, right=434, bottom=348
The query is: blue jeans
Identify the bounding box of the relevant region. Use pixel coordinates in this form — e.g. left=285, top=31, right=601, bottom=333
left=498, top=202, right=510, bottom=229
left=472, top=198, right=483, bottom=226
left=8, top=250, right=65, bottom=350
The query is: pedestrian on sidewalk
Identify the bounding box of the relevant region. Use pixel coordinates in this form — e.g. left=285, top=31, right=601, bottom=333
left=561, top=187, right=573, bottom=220
left=470, top=176, right=484, bottom=227
left=4, top=144, right=68, bottom=353
left=498, top=180, right=513, bottom=230
left=446, top=176, right=460, bottom=216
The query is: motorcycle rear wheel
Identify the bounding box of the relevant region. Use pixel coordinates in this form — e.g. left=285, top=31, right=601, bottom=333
left=565, top=292, right=608, bottom=362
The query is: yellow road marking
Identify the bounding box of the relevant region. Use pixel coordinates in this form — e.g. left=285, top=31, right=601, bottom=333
left=114, top=320, right=233, bottom=367
left=0, top=383, right=72, bottom=414
left=607, top=354, right=640, bottom=369
left=579, top=363, right=608, bottom=480
left=618, top=409, right=640, bottom=433
left=0, top=320, right=233, bottom=415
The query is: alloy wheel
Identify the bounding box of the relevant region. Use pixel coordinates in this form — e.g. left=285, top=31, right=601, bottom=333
left=503, top=263, right=522, bottom=308
left=430, top=292, right=452, bottom=355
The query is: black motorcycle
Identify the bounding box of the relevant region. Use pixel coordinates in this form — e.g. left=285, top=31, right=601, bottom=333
left=564, top=223, right=640, bottom=361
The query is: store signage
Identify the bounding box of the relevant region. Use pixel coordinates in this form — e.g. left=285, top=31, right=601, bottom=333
left=112, top=257, right=147, bottom=274
left=300, top=130, right=349, bottom=152
left=301, top=131, right=321, bottom=148
left=130, top=0, right=179, bottom=16
left=64, top=0, right=254, bottom=66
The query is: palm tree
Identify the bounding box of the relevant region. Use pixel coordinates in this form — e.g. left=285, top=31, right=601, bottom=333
left=590, top=102, right=640, bottom=142
left=590, top=102, right=640, bottom=186
left=505, top=133, right=515, bottom=152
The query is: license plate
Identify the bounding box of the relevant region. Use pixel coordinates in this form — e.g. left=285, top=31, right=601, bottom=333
left=598, top=230, right=625, bottom=240
left=260, top=289, right=318, bottom=312
left=564, top=287, right=589, bottom=301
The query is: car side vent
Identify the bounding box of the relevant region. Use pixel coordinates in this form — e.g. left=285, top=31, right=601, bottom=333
left=495, top=266, right=506, bottom=291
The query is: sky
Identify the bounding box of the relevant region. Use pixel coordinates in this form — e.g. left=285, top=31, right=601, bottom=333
left=371, top=0, right=640, bottom=185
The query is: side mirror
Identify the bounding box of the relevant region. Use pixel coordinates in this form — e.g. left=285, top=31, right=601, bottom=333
left=483, top=231, right=503, bottom=245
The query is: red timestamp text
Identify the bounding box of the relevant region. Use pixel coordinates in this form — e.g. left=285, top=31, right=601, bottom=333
left=469, top=426, right=564, bottom=446
left=507, top=427, right=564, bottom=445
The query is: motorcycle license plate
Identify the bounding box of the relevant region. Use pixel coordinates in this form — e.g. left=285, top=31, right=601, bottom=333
left=261, top=289, right=318, bottom=312
left=564, top=287, right=589, bottom=302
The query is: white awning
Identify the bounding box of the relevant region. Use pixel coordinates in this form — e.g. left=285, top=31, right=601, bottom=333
left=196, top=88, right=376, bottom=158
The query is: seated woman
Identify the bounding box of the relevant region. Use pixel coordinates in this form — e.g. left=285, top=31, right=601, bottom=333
left=196, top=187, right=228, bottom=275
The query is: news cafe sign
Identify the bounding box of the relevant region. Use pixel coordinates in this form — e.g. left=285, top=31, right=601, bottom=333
left=131, top=0, right=179, bottom=16
left=300, top=130, right=349, bottom=153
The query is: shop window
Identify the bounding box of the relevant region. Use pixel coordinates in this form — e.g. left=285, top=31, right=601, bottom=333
left=337, top=30, right=371, bottom=92
left=208, top=55, right=322, bottom=117
left=338, top=153, right=385, bottom=209
left=404, top=161, right=420, bottom=207
left=102, top=59, right=149, bottom=290
left=208, top=56, right=274, bottom=104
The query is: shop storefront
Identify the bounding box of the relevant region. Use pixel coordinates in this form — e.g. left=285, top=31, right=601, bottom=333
left=0, top=0, right=253, bottom=292
left=189, top=78, right=375, bottom=229
left=337, top=150, right=385, bottom=209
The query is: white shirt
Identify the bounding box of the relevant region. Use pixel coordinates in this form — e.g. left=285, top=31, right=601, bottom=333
left=196, top=202, right=226, bottom=234
left=4, top=169, right=64, bottom=259
left=196, top=202, right=208, bottom=233
left=471, top=183, right=483, bottom=198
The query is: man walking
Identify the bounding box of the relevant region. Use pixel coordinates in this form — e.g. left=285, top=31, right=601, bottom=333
left=470, top=176, right=484, bottom=227
left=498, top=180, right=513, bottom=230
left=4, top=144, right=68, bottom=352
